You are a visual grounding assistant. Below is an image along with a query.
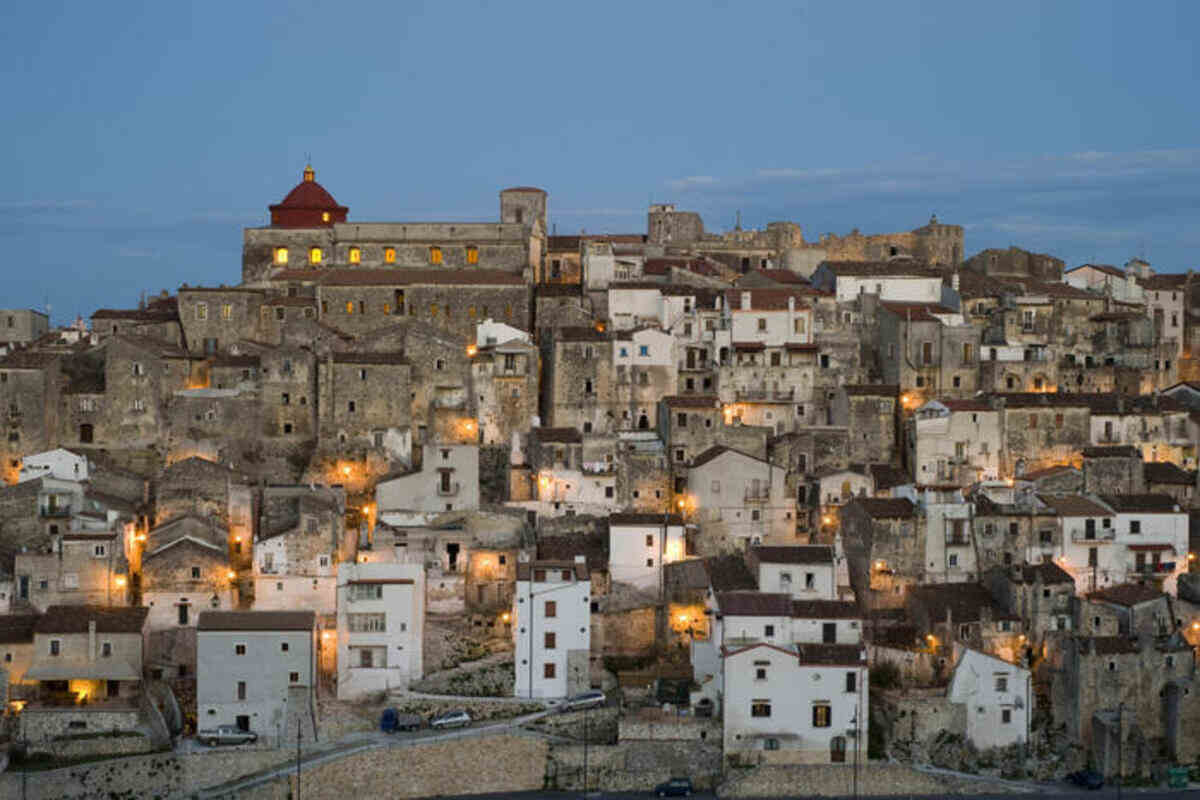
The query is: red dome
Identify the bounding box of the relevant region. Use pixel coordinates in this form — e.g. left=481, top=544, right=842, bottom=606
left=269, top=166, right=348, bottom=227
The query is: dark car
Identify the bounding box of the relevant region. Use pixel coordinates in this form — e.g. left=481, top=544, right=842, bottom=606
left=654, top=777, right=694, bottom=797
left=1066, top=769, right=1104, bottom=790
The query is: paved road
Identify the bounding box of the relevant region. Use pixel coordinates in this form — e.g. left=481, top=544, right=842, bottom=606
left=192, top=707, right=554, bottom=798
left=431, top=792, right=1194, bottom=800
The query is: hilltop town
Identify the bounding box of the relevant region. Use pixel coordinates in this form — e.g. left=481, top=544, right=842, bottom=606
left=0, top=167, right=1198, bottom=797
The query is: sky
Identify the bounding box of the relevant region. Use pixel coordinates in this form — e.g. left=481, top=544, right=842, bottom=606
left=2, top=1, right=1199, bottom=324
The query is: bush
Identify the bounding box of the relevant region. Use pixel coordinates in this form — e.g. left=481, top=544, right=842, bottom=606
left=870, top=662, right=902, bottom=689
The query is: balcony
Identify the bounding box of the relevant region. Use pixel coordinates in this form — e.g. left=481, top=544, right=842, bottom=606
left=945, top=535, right=970, bottom=547
left=1072, top=529, right=1115, bottom=543
left=437, top=481, right=460, bottom=497
left=1132, top=561, right=1176, bottom=575
left=744, top=490, right=771, bottom=504
left=735, top=388, right=795, bottom=402
left=39, top=506, right=71, bottom=519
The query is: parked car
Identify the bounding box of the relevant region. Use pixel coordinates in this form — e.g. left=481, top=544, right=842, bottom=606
left=1065, top=770, right=1104, bottom=790
left=199, top=725, right=258, bottom=747
left=654, top=776, right=694, bottom=797
left=380, top=708, right=423, bottom=733
left=559, top=689, right=606, bottom=712
left=429, top=709, right=472, bottom=729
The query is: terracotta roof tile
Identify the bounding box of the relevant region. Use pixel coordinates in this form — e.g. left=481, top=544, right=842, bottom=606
left=849, top=497, right=915, bottom=518
left=717, top=591, right=792, bottom=616
left=791, top=600, right=860, bottom=619
left=750, top=546, right=833, bottom=565
left=35, top=605, right=148, bottom=634
left=1086, top=583, right=1166, bottom=607
left=197, top=611, right=315, bottom=631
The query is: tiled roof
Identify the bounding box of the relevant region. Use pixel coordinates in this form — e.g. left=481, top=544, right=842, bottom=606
left=1143, top=461, right=1194, bottom=485
left=1005, top=561, right=1076, bottom=585
left=702, top=555, right=757, bottom=593
left=939, top=399, right=993, bottom=412
left=880, top=303, right=956, bottom=322
left=1085, top=636, right=1139, bottom=655
left=791, top=600, right=860, bottom=619
left=35, top=605, right=149, bottom=634
left=1137, top=273, right=1188, bottom=290
left=197, top=610, right=315, bottom=631
left=820, top=259, right=941, bottom=277
left=538, top=534, right=607, bottom=572
left=532, top=427, right=582, bottom=444
left=1022, top=280, right=1097, bottom=300
left=751, top=545, right=833, bottom=565
left=556, top=326, right=608, bottom=342
left=610, top=512, right=683, bottom=526
left=794, top=643, right=866, bottom=666
left=0, top=613, right=38, bottom=644
left=1019, top=464, right=1080, bottom=481
left=516, top=560, right=589, bottom=581
left=331, top=352, right=410, bottom=366
left=1087, top=583, right=1166, bottom=607
left=869, top=463, right=911, bottom=490
left=689, top=445, right=769, bottom=469
left=662, top=395, right=720, bottom=409
left=849, top=497, right=915, bottom=519
left=1036, top=494, right=1113, bottom=517
left=744, top=268, right=809, bottom=285
left=844, top=384, right=899, bottom=397
left=716, top=591, right=793, bottom=617
left=1099, top=494, right=1182, bottom=513
left=1081, top=445, right=1140, bottom=458
left=1090, top=311, right=1145, bottom=322
left=1067, top=263, right=1126, bottom=279
left=910, top=583, right=1020, bottom=623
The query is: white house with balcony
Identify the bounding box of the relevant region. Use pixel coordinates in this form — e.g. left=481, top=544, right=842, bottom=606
left=335, top=561, right=424, bottom=699
left=722, top=640, right=868, bottom=764
left=375, top=443, right=479, bottom=514
left=607, top=512, right=686, bottom=592
left=910, top=399, right=1001, bottom=484
left=947, top=648, right=1031, bottom=749
left=748, top=546, right=837, bottom=600
left=687, top=446, right=796, bottom=547
left=1100, top=494, right=1189, bottom=594
left=1038, top=494, right=1117, bottom=594
left=513, top=557, right=591, bottom=699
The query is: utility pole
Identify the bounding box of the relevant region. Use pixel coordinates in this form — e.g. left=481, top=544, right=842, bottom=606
left=1116, top=703, right=1123, bottom=800
left=296, top=725, right=302, bottom=800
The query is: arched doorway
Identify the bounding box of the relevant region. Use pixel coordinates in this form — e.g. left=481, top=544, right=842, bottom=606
left=637, top=414, right=649, bottom=430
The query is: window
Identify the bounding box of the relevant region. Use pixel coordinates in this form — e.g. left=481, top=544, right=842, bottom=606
left=466, top=246, right=479, bottom=265
left=545, top=600, right=557, bottom=618
left=348, top=613, right=387, bottom=632
left=281, top=642, right=290, bottom=652
left=543, top=662, right=556, bottom=678
left=219, top=303, right=233, bottom=321
left=289, top=671, right=300, bottom=683
left=196, top=303, right=208, bottom=321
left=962, top=343, right=973, bottom=362
left=50, top=639, right=61, bottom=656
left=282, top=393, right=290, bottom=405
left=274, top=247, right=289, bottom=265
left=812, top=704, right=831, bottom=727
left=310, top=247, right=323, bottom=265
left=237, top=681, right=246, bottom=700
left=1029, top=414, right=1037, bottom=430
left=93, top=544, right=107, bottom=557
left=430, top=304, right=439, bottom=317
left=348, top=246, right=361, bottom=264
left=544, top=632, right=556, bottom=649
left=350, top=583, right=384, bottom=600
left=345, top=301, right=355, bottom=314
left=191, top=567, right=201, bottom=579
left=101, top=642, right=112, bottom=658
left=764, top=624, right=775, bottom=638
left=757, top=318, right=767, bottom=332
left=995, top=676, right=1007, bottom=692
left=846, top=671, right=857, bottom=693
left=751, top=700, right=771, bottom=718
left=235, top=644, right=246, bottom=656
left=384, top=247, right=396, bottom=264
left=1130, top=520, right=1141, bottom=534
left=430, top=246, right=443, bottom=265
left=922, top=341, right=933, bottom=365
left=639, top=345, right=649, bottom=357
left=348, top=401, right=356, bottom=413
left=1001, top=709, right=1012, bottom=723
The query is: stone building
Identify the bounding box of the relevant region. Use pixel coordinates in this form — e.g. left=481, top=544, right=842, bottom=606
left=253, top=486, right=347, bottom=614
left=994, top=394, right=1092, bottom=477
left=155, top=456, right=253, bottom=530
left=832, top=385, right=899, bottom=466
left=90, top=293, right=182, bottom=344
left=907, top=582, right=1025, bottom=663
left=907, top=398, right=1001, bottom=485
left=14, top=530, right=130, bottom=612
left=316, top=352, right=412, bottom=460
left=839, top=497, right=919, bottom=610
left=0, top=309, right=50, bottom=346
left=176, top=287, right=268, bottom=355
left=242, top=167, right=545, bottom=285
left=0, top=351, right=62, bottom=482
left=471, top=334, right=539, bottom=447
left=1081, top=446, right=1145, bottom=495
left=685, top=446, right=796, bottom=550
left=962, top=247, right=1064, bottom=282
left=982, top=562, right=1075, bottom=644
left=878, top=303, right=980, bottom=404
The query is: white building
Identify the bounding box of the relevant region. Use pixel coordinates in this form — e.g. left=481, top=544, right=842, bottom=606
left=722, top=641, right=868, bottom=764
left=18, top=448, right=90, bottom=483
left=919, top=486, right=977, bottom=584
left=252, top=530, right=339, bottom=615
left=810, top=261, right=947, bottom=305
left=713, top=591, right=862, bottom=649
left=749, top=546, right=837, bottom=600
left=1064, top=264, right=1143, bottom=304
left=814, top=468, right=873, bottom=508
left=947, top=648, right=1031, bottom=750
left=1038, top=494, right=1118, bottom=595
left=688, top=446, right=796, bottom=547
left=475, top=318, right=531, bottom=347
left=513, top=557, right=591, bottom=699
left=196, top=610, right=316, bottom=744
left=335, top=561, right=425, bottom=699
left=607, top=512, right=686, bottom=591
left=376, top=443, right=480, bottom=514
left=718, top=289, right=815, bottom=349
left=910, top=399, right=1001, bottom=483
left=1101, top=494, right=1189, bottom=594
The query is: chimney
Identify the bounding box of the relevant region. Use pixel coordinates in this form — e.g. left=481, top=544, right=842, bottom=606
left=788, top=296, right=795, bottom=313
left=88, top=619, right=97, bottom=662
left=741, top=291, right=752, bottom=311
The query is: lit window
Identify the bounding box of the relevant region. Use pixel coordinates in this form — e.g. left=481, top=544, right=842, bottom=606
left=430, top=304, right=439, bottom=317
left=430, top=246, right=443, bottom=265
left=348, top=246, right=361, bottom=264
left=221, top=304, right=232, bottom=321
left=310, top=247, right=323, bottom=265
left=345, top=301, right=355, bottom=315
left=466, top=246, right=479, bottom=265
left=274, top=247, right=289, bottom=265
left=384, top=247, right=396, bottom=264
left=321, top=212, right=331, bottom=223
left=196, top=303, right=208, bottom=321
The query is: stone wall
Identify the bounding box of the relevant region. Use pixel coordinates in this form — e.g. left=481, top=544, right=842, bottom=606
left=0, top=747, right=291, bottom=800
left=20, top=708, right=144, bottom=744
left=547, top=739, right=724, bottom=792
left=30, top=731, right=155, bottom=759
left=237, top=734, right=548, bottom=800
left=719, top=762, right=1014, bottom=797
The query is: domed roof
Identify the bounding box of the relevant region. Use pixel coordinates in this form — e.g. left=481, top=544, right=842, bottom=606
left=269, top=166, right=348, bottom=227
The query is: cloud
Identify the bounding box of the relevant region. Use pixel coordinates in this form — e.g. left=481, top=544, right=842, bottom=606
left=667, top=175, right=717, bottom=190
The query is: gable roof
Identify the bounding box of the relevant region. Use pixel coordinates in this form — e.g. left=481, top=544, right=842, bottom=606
left=1087, top=583, right=1168, bottom=607
left=1143, top=461, right=1194, bottom=486
left=702, top=555, right=757, bottom=593
left=1036, top=494, right=1113, bottom=517
left=849, top=497, right=915, bottom=519
left=909, top=582, right=1019, bottom=623
left=750, top=545, right=833, bottom=565
left=1004, top=561, right=1076, bottom=585
left=198, top=610, right=315, bottom=632
left=869, top=463, right=911, bottom=491
left=1099, top=494, right=1182, bottom=513
left=791, top=600, right=860, bottom=619
left=716, top=591, right=792, bottom=617
left=35, top=605, right=149, bottom=635
left=610, top=512, right=683, bottom=526
left=689, top=445, right=770, bottom=469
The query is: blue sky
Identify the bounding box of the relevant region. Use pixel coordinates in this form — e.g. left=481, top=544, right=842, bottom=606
left=3, top=1, right=1199, bottom=323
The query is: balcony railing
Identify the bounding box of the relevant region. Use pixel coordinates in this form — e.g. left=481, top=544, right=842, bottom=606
left=39, top=507, right=71, bottom=518
left=744, top=490, right=771, bottom=504
left=945, top=535, right=969, bottom=547
left=1132, top=561, right=1176, bottom=575
left=1072, top=529, right=1115, bottom=543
